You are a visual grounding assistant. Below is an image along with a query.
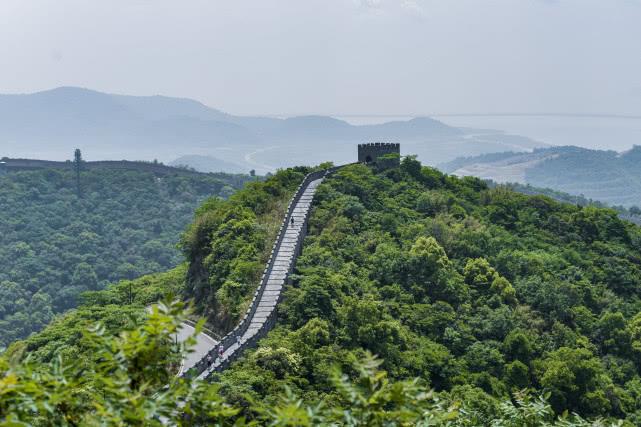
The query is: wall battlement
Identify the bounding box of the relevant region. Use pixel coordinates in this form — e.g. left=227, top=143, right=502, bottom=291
left=358, top=143, right=400, bottom=168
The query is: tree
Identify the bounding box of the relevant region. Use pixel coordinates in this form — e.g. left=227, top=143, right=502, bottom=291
left=595, top=311, right=631, bottom=356
left=464, top=258, right=498, bottom=290
left=504, top=361, right=530, bottom=389
left=409, top=236, right=450, bottom=280
left=71, top=262, right=99, bottom=291
left=503, top=331, right=533, bottom=363
left=535, top=347, right=611, bottom=416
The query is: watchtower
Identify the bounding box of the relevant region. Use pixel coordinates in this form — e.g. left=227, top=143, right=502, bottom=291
left=358, top=143, right=400, bottom=168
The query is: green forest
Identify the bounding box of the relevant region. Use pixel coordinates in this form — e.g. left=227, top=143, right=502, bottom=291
left=525, top=146, right=641, bottom=208
left=491, top=182, right=641, bottom=226
left=191, top=159, right=641, bottom=423
left=442, top=145, right=641, bottom=209
left=4, top=158, right=641, bottom=425
left=0, top=167, right=250, bottom=350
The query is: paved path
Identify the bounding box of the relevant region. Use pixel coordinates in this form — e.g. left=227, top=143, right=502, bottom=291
left=145, top=306, right=218, bottom=376
left=196, top=175, right=325, bottom=379
left=176, top=323, right=218, bottom=375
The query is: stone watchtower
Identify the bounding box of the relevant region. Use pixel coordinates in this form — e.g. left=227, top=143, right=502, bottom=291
left=358, top=143, right=400, bottom=168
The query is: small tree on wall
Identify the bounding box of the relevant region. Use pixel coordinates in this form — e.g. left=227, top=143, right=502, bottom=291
left=73, top=149, right=83, bottom=197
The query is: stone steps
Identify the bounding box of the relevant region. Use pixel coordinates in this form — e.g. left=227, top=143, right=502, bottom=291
left=194, top=171, right=334, bottom=380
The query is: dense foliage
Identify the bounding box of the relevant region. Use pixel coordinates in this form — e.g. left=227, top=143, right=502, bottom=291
left=2, top=164, right=309, bottom=363
left=5, top=159, right=641, bottom=424
left=442, top=145, right=641, bottom=208
left=524, top=146, right=641, bottom=207
left=181, top=166, right=316, bottom=332
left=207, top=159, right=641, bottom=423
left=494, top=182, right=641, bottom=226
left=0, top=302, right=607, bottom=426
left=3, top=265, right=185, bottom=365
left=0, top=167, right=250, bottom=349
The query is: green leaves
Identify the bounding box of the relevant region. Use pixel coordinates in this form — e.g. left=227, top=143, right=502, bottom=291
left=0, top=298, right=617, bottom=426
left=0, top=298, right=239, bottom=426
left=0, top=167, right=249, bottom=349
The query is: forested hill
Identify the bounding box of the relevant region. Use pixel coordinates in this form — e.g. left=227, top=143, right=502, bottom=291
left=5, top=159, right=641, bottom=424
left=0, top=166, right=251, bottom=350
left=441, top=145, right=641, bottom=207
left=205, top=160, right=641, bottom=423
left=492, top=181, right=641, bottom=225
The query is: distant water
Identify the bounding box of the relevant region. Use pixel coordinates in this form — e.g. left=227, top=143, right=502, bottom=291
left=336, top=115, right=641, bottom=152
left=334, top=115, right=416, bottom=125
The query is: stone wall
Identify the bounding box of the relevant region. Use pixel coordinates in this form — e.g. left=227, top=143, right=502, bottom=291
left=185, top=164, right=349, bottom=380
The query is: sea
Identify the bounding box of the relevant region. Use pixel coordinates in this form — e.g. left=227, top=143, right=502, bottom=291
left=335, top=114, right=641, bottom=153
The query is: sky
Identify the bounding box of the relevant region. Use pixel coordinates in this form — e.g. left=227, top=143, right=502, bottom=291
left=1, top=0, right=641, bottom=116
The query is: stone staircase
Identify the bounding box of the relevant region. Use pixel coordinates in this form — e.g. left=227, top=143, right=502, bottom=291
left=185, top=166, right=344, bottom=380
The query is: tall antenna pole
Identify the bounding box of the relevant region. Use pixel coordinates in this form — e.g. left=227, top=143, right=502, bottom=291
left=73, top=149, right=83, bottom=198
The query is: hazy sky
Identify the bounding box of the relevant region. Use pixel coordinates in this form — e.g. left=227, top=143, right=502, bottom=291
left=1, top=0, right=640, bottom=116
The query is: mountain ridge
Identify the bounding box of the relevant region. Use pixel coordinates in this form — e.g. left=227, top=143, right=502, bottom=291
left=0, top=87, right=545, bottom=173
left=7, top=159, right=641, bottom=423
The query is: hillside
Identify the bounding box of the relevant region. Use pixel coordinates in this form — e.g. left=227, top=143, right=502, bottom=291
left=441, top=146, right=641, bottom=207
left=2, top=167, right=311, bottom=365
left=492, top=182, right=641, bottom=225
left=0, top=87, right=545, bottom=173
left=5, top=159, right=641, bottom=424
left=208, top=160, right=641, bottom=422
left=0, top=166, right=251, bottom=350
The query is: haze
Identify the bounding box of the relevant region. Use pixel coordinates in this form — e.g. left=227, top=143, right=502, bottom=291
left=2, top=0, right=641, bottom=118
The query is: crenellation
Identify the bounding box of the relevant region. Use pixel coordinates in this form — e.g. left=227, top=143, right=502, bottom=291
left=357, top=143, right=400, bottom=168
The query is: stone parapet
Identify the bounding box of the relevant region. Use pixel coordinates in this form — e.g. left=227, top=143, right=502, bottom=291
left=185, top=164, right=350, bottom=380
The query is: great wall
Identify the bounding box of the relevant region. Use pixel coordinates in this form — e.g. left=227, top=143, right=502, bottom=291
left=2, top=144, right=401, bottom=381
left=185, top=142, right=400, bottom=380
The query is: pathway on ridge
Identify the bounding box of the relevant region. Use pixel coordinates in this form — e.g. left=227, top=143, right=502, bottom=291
left=145, top=306, right=218, bottom=376
left=177, top=323, right=218, bottom=375
left=197, top=175, right=325, bottom=379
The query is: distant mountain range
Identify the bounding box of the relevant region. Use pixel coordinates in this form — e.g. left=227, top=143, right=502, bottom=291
left=0, top=87, right=546, bottom=173
left=441, top=146, right=641, bottom=207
